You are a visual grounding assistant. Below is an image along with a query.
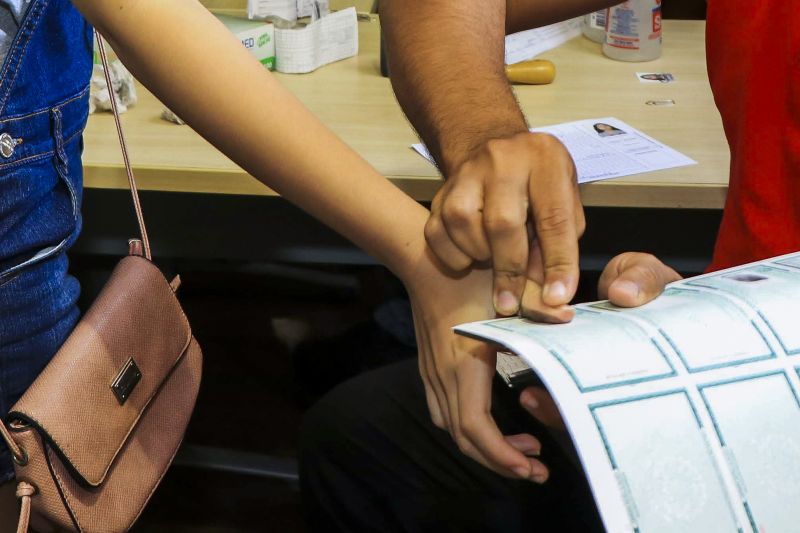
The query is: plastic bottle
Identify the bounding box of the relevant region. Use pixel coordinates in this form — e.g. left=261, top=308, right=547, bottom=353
left=582, top=9, right=608, bottom=44
left=603, top=0, right=662, bottom=62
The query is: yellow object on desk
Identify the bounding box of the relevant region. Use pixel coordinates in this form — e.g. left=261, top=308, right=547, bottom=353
left=505, top=60, right=556, bottom=85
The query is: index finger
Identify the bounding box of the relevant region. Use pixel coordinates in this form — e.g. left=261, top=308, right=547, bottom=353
left=529, top=156, right=582, bottom=308
left=483, top=171, right=530, bottom=316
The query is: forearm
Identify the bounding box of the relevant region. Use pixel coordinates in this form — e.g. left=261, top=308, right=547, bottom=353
left=506, top=0, right=618, bottom=34
left=75, top=0, right=428, bottom=280
left=381, top=0, right=617, bottom=175
left=381, top=0, right=527, bottom=175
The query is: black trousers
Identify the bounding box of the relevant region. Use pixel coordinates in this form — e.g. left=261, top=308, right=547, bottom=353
left=300, top=359, right=604, bottom=532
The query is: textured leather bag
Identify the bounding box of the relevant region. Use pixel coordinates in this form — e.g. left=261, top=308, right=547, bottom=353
left=0, top=33, right=202, bottom=533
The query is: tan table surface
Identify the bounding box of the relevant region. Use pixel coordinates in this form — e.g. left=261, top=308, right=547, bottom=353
left=82, top=18, right=729, bottom=209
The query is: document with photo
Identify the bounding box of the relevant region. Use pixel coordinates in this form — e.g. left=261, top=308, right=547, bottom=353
left=456, top=251, right=800, bottom=533
left=411, top=117, right=696, bottom=184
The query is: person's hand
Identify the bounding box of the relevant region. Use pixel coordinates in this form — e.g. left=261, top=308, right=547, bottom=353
left=425, top=132, right=584, bottom=322
left=519, top=252, right=682, bottom=436
left=405, top=246, right=550, bottom=483
left=597, top=251, right=682, bottom=307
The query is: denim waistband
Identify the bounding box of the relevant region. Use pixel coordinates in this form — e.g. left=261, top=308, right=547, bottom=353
left=0, top=85, right=89, bottom=171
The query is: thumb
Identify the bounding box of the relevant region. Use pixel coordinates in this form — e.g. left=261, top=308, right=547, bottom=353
left=599, top=253, right=682, bottom=307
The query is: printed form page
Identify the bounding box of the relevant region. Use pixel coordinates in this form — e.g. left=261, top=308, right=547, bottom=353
left=274, top=8, right=358, bottom=74
left=412, top=117, right=696, bottom=185
left=456, top=252, right=800, bottom=533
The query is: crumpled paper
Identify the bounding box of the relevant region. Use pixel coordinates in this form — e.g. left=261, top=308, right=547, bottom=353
left=89, top=60, right=137, bottom=114
left=160, top=107, right=186, bottom=125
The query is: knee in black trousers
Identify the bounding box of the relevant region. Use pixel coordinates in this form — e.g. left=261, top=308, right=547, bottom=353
left=300, top=359, right=604, bottom=533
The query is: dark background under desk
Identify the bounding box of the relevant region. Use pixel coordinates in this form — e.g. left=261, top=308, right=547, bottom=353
left=67, top=190, right=723, bottom=531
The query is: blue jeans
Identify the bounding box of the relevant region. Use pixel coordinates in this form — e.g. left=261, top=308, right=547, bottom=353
left=0, top=0, right=92, bottom=482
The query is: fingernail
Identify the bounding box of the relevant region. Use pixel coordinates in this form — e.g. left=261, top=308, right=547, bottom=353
left=543, top=281, right=567, bottom=304
left=524, top=445, right=542, bottom=457
left=513, top=466, right=530, bottom=479
left=532, top=472, right=549, bottom=484
left=615, top=280, right=640, bottom=300
left=495, top=291, right=519, bottom=315
left=522, top=394, right=539, bottom=411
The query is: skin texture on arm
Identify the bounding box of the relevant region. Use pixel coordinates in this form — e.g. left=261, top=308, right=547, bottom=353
left=76, top=0, right=427, bottom=280
left=382, top=0, right=522, bottom=175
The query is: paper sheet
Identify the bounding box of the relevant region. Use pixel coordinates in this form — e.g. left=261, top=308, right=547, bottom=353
left=297, top=0, right=330, bottom=19
left=457, top=252, right=800, bottom=533
left=248, top=0, right=297, bottom=21
left=505, top=17, right=582, bottom=65
left=412, top=117, right=696, bottom=184
left=274, top=7, right=358, bottom=74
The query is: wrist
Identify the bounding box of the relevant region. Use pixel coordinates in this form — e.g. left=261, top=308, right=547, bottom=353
left=439, top=119, right=529, bottom=176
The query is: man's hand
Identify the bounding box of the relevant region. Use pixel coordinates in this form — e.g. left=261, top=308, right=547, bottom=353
left=519, top=252, right=682, bottom=435
left=597, top=252, right=682, bottom=307
left=425, top=132, right=584, bottom=321
left=407, top=246, right=550, bottom=483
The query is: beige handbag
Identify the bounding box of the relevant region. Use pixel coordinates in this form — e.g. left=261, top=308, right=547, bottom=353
left=0, top=33, right=202, bottom=533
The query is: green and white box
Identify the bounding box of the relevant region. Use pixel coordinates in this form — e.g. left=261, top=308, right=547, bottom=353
left=215, top=14, right=276, bottom=71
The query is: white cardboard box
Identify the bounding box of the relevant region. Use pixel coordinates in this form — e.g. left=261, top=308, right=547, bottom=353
left=215, top=14, right=276, bottom=71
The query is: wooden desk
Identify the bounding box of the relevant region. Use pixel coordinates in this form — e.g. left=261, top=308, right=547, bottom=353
left=82, top=19, right=729, bottom=210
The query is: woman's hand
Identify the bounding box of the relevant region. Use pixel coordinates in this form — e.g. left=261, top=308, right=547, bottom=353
left=405, top=248, right=551, bottom=483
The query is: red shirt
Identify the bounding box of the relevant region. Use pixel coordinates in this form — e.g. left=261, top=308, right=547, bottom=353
left=706, top=1, right=800, bottom=271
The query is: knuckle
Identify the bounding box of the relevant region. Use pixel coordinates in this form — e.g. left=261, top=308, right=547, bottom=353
left=459, top=415, right=478, bottom=437
left=424, top=217, right=443, bottom=243
left=451, top=159, right=477, bottom=179
left=454, top=434, right=471, bottom=454
left=484, top=210, right=525, bottom=235
left=483, top=138, right=517, bottom=167
left=442, top=197, right=479, bottom=227
left=494, top=265, right=526, bottom=280
left=528, top=132, right=562, bottom=149
left=431, top=416, right=447, bottom=431
left=536, top=206, right=573, bottom=236
left=633, top=264, right=662, bottom=286
left=484, top=137, right=509, bottom=155
left=526, top=133, right=570, bottom=158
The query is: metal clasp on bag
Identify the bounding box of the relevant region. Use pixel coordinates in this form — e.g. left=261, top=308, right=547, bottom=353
left=111, top=358, right=142, bottom=405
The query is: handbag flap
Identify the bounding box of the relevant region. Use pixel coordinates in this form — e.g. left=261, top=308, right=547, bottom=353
left=8, top=255, right=191, bottom=487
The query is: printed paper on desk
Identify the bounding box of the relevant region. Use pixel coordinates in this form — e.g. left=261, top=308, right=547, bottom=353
left=505, top=17, right=582, bottom=65
left=275, top=7, right=358, bottom=74
left=248, top=0, right=297, bottom=22
left=411, top=117, right=696, bottom=184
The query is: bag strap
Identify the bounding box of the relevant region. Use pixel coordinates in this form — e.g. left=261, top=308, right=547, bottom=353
left=0, top=422, right=30, bottom=532
left=0, top=33, right=155, bottom=532
left=95, top=30, right=152, bottom=261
